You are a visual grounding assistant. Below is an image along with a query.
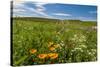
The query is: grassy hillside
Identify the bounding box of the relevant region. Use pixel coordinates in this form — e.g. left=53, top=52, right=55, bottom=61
left=12, top=17, right=97, bottom=66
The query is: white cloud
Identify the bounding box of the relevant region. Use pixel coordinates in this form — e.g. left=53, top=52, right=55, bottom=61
left=34, top=2, right=47, bottom=9
left=13, top=1, right=26, bottom=12
left=89, top=11, right=97, bottom=14
left=78, top=16, right=96, bottom=21
left=33, top=2, right=49, bottom=17
left=52, top=13, right=71, bottom=16
left=13, top=2, right=53, bottom=18
left=13, top=1, right=27, bottom=17
left=13, top=8, right=26, bottom=12
left=27, top=7, right=49, bottom=17
left=13, top=0, right=25, bottom=7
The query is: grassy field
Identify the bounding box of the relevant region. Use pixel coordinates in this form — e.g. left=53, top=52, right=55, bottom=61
left=12, top=17, right=97, bottom=66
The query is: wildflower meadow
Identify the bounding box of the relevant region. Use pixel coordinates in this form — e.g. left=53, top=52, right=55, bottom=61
left=12, top=17, right=97, bottom=66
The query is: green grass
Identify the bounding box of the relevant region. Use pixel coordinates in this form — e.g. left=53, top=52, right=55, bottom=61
left=12, top=17, right=97, bottom=66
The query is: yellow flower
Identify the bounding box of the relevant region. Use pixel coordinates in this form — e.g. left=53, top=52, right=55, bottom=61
left=49, top=44, right=61, bottom=51
left=53, top=44, right=60, bottom=48
left=48, top=42, right=54, bottom=47
left=49, top=42, right=53, bottom=45
left=57, top=32, right=60, bottom=34
left=49, top=47, right=56, bottom=51
left=38, top=54, right=47, bottom=59
left=48, top=53, right=58, bottom=59
left=29, top=49, right=37, bottom=54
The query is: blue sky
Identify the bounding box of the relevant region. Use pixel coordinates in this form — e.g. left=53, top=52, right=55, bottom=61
left=13, top=1, right=97, bottom=21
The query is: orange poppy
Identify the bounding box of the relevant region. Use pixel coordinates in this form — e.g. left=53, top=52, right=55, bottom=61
left=29, top=49, right=37, bottom=54
left=38, top=54, right=47, bottom=59
left=48, top=53, right=58, bottom=59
